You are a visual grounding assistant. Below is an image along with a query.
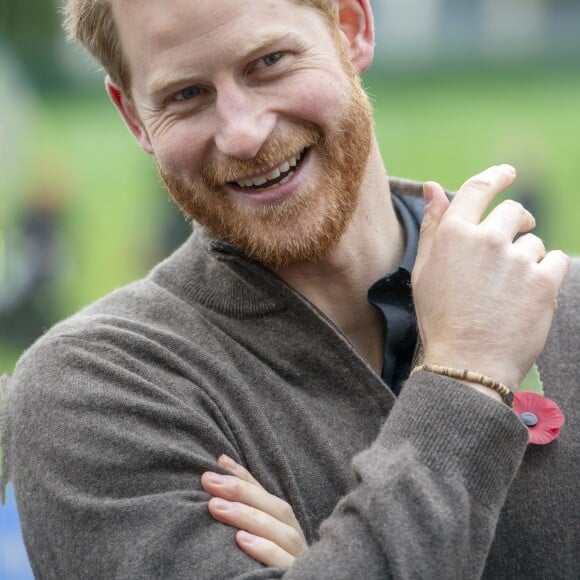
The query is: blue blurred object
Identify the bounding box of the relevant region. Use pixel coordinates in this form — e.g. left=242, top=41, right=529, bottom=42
left=0, top=485, right=34, bottom=579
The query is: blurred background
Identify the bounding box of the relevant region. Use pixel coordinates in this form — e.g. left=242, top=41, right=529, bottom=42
left=1, top=0, right=579, bottom=577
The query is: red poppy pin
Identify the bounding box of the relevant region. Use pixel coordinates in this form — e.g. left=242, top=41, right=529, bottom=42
left=513, top=391, right=565, bottom=445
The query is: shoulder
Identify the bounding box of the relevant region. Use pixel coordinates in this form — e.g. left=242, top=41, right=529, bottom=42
left=551, top=255, right=580, bottom=330
left=562, top=255, right=580, bottom=293
left=537, top=255, right=580, bottom=406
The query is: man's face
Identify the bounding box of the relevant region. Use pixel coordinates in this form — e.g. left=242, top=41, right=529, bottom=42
left=112, top=0, right=373, bottom=267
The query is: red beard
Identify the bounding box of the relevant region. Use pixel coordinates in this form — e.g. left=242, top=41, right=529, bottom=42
left=159, top=76, right=373, bottom=268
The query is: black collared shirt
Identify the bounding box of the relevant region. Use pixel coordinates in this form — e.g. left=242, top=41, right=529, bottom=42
left=367, top=194, right=424, bottom=394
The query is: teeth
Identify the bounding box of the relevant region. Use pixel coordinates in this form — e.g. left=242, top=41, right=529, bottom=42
left=253, top=176, right=268, bottom=186
left=266, top=168, right=281, bottom=181
left=235, top=149, right=305, bottom=189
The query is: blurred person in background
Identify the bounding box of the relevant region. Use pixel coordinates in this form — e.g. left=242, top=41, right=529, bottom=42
left=0, top=187, right=68, bottom=348
left=1, top=1, right=578, bottom=578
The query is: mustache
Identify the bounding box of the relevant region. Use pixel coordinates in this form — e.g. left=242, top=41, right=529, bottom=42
left=201, top=123, right=323, bottom=187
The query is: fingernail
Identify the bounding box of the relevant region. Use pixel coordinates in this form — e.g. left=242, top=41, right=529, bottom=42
left=206, top=472, right=226, bottom=485
left=219, top=454, right=238, bottom=469
left=238, top=531, right=256, bottom=543
left=499, top=163, right=516, bottom=176
left=213, top=499, right=233, bottom=511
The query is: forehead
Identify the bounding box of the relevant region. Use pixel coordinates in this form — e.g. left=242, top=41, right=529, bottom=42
left=112, top=0, right=329, bottom=86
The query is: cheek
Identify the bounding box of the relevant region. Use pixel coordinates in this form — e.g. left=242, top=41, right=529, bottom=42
left=281, top=71, right=351, bottom=129
left=151, top=123, right=210, bottom=183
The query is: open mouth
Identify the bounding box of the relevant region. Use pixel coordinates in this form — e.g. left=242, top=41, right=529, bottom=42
left=231, top=148, right=308, bottom=192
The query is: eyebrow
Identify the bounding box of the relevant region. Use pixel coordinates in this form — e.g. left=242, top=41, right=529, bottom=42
left=146, top=31, right=299, bottom=97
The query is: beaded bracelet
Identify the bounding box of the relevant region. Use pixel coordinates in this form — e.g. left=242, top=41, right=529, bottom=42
left=411, top=364, right=514, bottom=407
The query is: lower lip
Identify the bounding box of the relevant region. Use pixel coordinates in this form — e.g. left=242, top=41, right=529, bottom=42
left=227, top=149, right=313, bottom=208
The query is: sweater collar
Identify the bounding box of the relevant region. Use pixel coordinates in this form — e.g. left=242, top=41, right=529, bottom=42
left=151, top=179, right=426, bottom=318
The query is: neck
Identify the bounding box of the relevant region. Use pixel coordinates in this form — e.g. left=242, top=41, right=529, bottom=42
left=276, top=141, right=405, bottom=373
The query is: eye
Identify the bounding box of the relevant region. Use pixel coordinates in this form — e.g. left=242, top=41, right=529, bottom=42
left=175, top=85, right=201, bottom=102
left=259, top=51, right=283, bottom=68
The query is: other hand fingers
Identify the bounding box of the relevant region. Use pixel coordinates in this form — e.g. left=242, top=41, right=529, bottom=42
left=208, top=498, right=307, bottom=558
left=217, top=454, right=262, bottom=488
left=447, top=164, right=517, bottom=224
left=236, top=531, right=296, bottom=569
left=201, top=471, right=302, bottom=531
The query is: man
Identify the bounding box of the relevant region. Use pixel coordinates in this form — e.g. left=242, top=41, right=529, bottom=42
left=1, top=0, right=578, bottom=578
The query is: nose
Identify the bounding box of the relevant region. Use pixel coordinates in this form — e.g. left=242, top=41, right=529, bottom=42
left=214, top=82, right=276, bottom=160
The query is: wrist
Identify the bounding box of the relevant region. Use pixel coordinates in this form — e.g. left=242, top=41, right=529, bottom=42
left=411, top=364, right=514, bottom=407
left=420, top=348, right=522, bottom=389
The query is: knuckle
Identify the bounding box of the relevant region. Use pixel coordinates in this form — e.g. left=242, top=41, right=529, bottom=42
left=247, top=504, right=261, bottom=520
left=438, top=217, right=464, bottom=239
left=279, top=501, right=295, bottom=522
left=463, top=176, right=492, bottom=192
left=287, top=528, right=303, bottom=552
left=227, top=478, right=243, bottom=499
left=533, top=236, right=546, bottom=254
left=502, top=198, right=522, bottom=209
left=555, top=250, right=570, bottom=268
left=511, top=247, right=532, bottom=267
left=525, top=232, right=542, bottom=245
left=481, top=226, right=505, bottom=249
left=240, top=504, right=262, bottom=525
left=502, top=199, right=525, bottom=215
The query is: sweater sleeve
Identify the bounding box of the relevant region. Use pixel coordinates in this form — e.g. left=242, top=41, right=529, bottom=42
left=287, top=372, right=529, bottom=579
left=5, top=334, right=528, bottom=579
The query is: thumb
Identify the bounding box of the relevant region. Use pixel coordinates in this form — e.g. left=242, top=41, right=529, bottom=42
left=421, top=181, right=449, bottom=234
left=414, top=182, right=449, bottom=276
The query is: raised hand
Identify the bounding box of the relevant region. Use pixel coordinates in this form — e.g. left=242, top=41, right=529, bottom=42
left=201, top=455, right=307, bottom=568
left=412, top=165, right=569, bottom=389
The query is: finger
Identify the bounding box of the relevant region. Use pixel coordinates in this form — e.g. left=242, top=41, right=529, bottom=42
left=537, top=250, right=569, bottom=297
left=513, top=233, right=546, bottom=263
left=446, top=164, right=517, bottom=224
left=481, top=199, right=536, bottom=240
left=208, top=498, right=307, bottom=557
left=421, top=181, right=450, bottom=234
left=201, top=472, right=302, bottom=530
left=217, top=455, right=262, bottom=488
left=236, top=531, right=296, bottom=569
left=415, top=182, right=450, bottom=273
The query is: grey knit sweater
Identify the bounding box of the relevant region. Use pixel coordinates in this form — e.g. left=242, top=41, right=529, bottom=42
left=1, top=182, right=578, bottom=579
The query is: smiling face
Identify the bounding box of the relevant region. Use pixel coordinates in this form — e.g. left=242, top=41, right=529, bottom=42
left=110, top=0, right=374, bottom=267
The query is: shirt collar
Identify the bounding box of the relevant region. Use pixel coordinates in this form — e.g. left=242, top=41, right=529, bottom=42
left=391, top=193, right=420, bottom=275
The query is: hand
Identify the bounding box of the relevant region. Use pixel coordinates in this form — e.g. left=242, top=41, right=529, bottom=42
left=412, top=165, right=569, bottom=389
left=201, top=455, right=307, bottom=568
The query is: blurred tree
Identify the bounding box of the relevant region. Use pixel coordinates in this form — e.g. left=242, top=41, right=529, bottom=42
left=0, top=0, right=61, bottom=86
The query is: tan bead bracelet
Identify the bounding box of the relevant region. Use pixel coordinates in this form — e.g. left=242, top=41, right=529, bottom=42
left=411, top=364, right=514, bottom=407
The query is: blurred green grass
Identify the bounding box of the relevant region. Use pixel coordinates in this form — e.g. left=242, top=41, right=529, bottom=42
left=2, top=68, right=579, bottom=374
left=368, top=69, right=580, bottom=253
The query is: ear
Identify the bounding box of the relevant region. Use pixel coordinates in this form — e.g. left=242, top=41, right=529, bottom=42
left=105, top=76, right=154, bottom=154
left=337, top=0, right=375, bottom=74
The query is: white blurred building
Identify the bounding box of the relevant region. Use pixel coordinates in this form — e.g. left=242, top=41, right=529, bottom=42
left=371, top=0, right=580, bottom=67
